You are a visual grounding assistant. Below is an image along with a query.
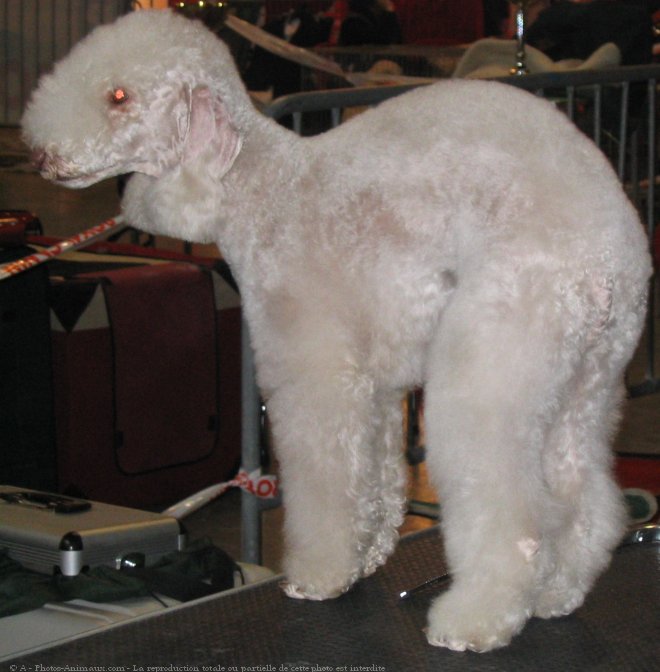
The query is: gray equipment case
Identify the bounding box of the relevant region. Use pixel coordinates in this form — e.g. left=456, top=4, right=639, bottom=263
left=0, top=485, right=185, bottom=576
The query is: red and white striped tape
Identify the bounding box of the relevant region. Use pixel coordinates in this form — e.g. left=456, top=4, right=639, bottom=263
left=163, top=468, right=279, bottom=520
left=0, top=215, right=124, bottom=281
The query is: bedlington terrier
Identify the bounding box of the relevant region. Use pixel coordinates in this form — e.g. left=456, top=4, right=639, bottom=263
left=22, top=10, right=651, bottom=652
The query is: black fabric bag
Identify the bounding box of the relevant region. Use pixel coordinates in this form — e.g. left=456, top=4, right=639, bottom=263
left=0, top=539, right=242, bottom=618
left=0, top=243, right=57, bottom=491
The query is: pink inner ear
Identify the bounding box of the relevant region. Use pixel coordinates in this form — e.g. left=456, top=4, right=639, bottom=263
left=184, top=86, right=241, bottom=178
left=185, top=87, right=215, bottom=159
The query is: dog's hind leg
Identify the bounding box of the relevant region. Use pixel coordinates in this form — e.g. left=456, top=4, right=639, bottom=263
left=422, top=267, right=584, bottom=652
left=533, top=373, right=628, bottom=619
left=533, top=287, right=646, bottom=618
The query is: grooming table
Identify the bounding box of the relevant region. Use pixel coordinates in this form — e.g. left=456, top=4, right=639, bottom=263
left=4, top=527, right=658, bottom=670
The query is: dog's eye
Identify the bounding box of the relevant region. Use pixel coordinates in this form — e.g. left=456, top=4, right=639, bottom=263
left=109, top=88, right=129, bottom=105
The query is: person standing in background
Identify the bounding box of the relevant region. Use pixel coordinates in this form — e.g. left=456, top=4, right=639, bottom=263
left=339, top=0, right=402, bottom=45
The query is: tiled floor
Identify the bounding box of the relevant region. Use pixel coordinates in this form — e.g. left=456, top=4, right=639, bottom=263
left=1, top=125, right=658, bottom=575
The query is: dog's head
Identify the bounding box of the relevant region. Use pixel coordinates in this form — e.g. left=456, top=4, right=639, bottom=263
left=22, top=10, right=245, bottom=188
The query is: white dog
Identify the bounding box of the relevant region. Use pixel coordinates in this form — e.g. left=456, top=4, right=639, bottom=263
left=22, top=10, right=651, bottom=652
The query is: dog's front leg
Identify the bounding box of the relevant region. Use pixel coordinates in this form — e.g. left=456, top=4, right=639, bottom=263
left=266, top=362, right=381, bottom=600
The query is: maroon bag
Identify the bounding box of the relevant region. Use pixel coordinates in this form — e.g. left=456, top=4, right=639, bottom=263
left=47, top=245, right=241, bottom=509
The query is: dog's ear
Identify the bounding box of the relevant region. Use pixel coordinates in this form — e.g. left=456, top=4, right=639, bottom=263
left=183, top=86, right=242, bottom=179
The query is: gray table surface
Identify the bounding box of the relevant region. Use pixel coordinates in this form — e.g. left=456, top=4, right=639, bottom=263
left=3, top=526, right=658, bottom=671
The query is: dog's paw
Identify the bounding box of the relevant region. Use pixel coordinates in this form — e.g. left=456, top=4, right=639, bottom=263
left=282, top=551, right=361, bottom=601
left=426, top=589, right=530, bottom=653
left=280, top=580, right=346, bottom=601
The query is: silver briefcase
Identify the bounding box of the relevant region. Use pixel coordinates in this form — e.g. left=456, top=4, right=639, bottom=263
left=0, top=485, right=186, bottom=576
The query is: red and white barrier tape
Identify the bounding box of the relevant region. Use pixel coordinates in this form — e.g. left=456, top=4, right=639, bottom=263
left=0, top=215, right=124, bottom=281
left=163, top=468, right=279, bottom=520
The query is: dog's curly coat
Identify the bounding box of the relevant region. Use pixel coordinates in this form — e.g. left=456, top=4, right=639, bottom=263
left=22, top=10, right=651, bottom=651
